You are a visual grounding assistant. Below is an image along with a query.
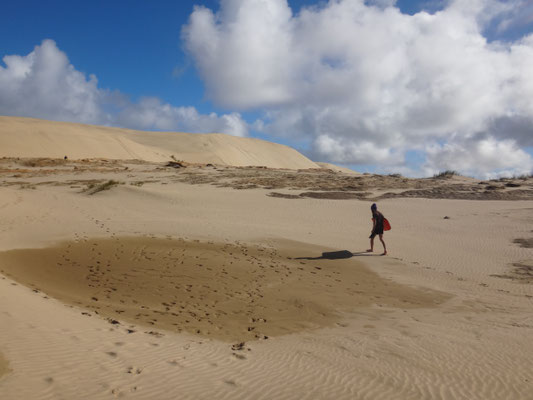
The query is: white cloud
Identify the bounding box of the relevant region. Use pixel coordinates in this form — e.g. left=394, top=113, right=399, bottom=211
left=183, top=0, right=533, bottom=177
left=115, top=97, right=248, bottom=136
left=423, top=137, right=533, bottom=178
left=312, top=134, right=404, bottom=165
left=0, top=39, right=105, bottom=124
left=183, top=1, right=294, bottom=109
left=364, top=0, right=398, bottom=10
left=487, top=0, right=533, bottom=35
left=0, top=40, right=248, bottom=137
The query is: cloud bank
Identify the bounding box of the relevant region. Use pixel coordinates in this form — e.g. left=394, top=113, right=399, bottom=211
left=183, top=0, right=533, bottom=177
left=0, top=39, right=248, bottom=136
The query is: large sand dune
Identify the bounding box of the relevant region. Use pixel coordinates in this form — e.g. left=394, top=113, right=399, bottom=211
left=0, top=116, right=319, bottom=169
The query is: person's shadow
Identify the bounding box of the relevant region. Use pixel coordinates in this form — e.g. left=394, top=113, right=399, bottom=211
left=293, top=250, right=379, bottom=260
left=293, top=250, right=354, bottom=260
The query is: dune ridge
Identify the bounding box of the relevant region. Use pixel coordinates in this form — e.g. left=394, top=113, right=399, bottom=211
left=0, top=116, right=320, bottom=169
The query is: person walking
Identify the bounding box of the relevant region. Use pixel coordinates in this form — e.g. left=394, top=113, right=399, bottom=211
left=367, top=203, right=387, bottom=255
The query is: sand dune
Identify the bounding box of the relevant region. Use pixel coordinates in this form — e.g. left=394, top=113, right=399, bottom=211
left=0, top=116, right=319, bottom=169
left=316, top=162, right=360, bottom=174
left=0, top=155, right=532, bottom=398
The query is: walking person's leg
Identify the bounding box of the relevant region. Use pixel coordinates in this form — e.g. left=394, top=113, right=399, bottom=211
left=367, top=235, right=375, bottom=252
left=379, top=234, right=387, bottom=255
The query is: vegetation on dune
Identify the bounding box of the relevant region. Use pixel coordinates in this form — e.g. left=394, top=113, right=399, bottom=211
left=84, top=180, right=120, bottom=195
left=513, top=173, right=533, bottom=180
left=433, top=170, right=459, bottom=179
left=19, top=158, right=68, bottom=168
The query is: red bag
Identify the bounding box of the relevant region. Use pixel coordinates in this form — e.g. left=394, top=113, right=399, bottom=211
left=383, top=218, right=391, bottom=231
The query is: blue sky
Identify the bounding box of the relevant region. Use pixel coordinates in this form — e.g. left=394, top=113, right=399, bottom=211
left=1, top=1, right=217, bottom=112
left=1, top=0, right=533, bottom=178
left=0, top=1, right=439, bottom=111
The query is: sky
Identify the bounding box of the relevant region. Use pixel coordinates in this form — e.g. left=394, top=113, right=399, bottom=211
left=1, top=0, right=533, bottom=178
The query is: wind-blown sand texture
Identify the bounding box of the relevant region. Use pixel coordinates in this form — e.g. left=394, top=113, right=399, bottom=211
left=1, top=119, right=533, bottom=399
left=0, top=352, right=9, bottom=379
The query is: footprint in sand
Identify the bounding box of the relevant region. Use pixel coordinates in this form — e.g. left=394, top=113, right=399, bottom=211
left=126, top=366, right=143, bottom=374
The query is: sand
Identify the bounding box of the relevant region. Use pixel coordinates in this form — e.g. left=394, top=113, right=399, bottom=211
left=0, top=352, right=9, bottom=380
left=0, top=116, right=319, bottom=169
left=1, top=119, right=533, bottom=399
left=0, top=237, right=448, bottom=343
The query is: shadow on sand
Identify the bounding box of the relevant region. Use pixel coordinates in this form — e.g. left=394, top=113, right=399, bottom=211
left=293, top=250, right=354, bottom=260
left=293, top=250, right=383, bottom=260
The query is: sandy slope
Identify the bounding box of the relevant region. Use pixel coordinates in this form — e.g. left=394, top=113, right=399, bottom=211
left=0, top=159, right=532, bottom=399
left=316, top=162, right=360, bottom=174
left=0, top=116, right=319, bottom=169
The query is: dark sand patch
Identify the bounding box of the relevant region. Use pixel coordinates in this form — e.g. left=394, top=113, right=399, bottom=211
left=491, top=260, right=533, bottom=283
left=267, top=192, right=302, bottom=199
left=268, top=191, right=370, bottom=200
left=0, top=351, right=10, bottom=379
left=513, top=238, right=533, bottom=249
left=299, top=191, right=370, bottom=200
left=0, top=237, right=450, bottom=342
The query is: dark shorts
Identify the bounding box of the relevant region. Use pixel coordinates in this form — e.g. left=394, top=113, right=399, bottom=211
left=370, top=228, right=384, bottom=239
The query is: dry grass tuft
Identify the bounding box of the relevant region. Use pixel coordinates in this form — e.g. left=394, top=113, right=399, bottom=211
left=84, top=180, right=120, bottom=195
left=19, top=158, right=67, bottom=168
left=433, top=170, right=459, bottom=179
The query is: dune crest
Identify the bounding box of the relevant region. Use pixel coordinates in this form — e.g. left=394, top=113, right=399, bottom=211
left=0, top=116, right=320, bottom=169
